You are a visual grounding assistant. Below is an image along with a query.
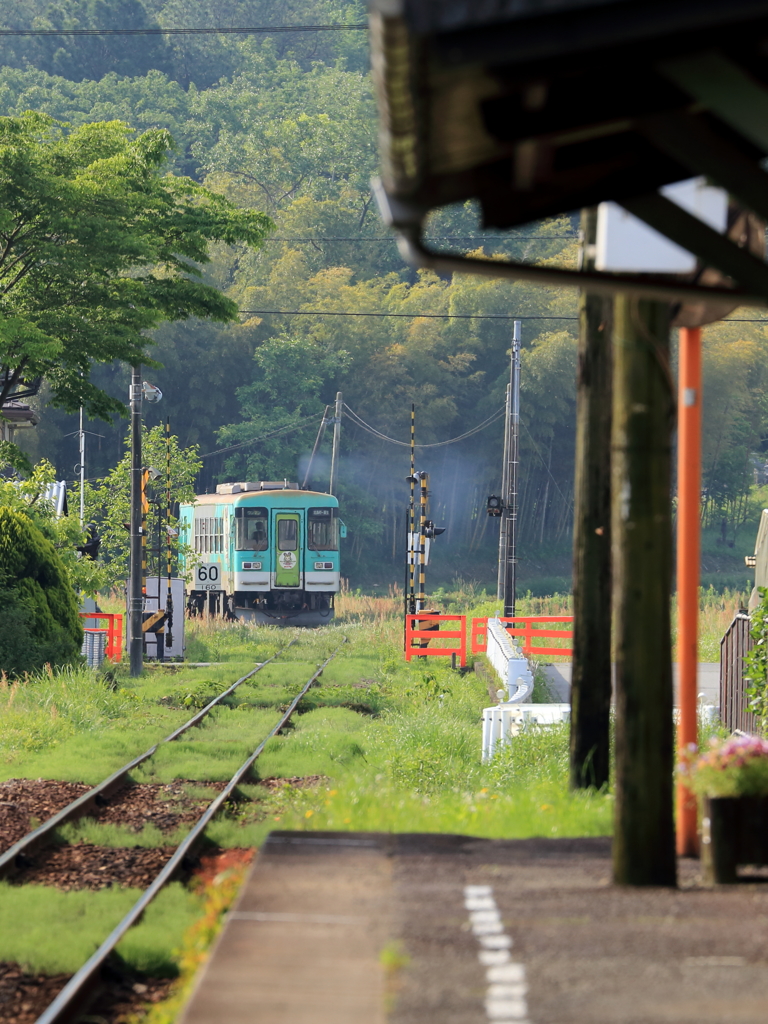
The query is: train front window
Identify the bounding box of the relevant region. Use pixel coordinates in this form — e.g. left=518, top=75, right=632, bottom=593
left=236, top=516, right=268, bottom=551
left=308, top=519, right=338, bottom=551
left=278, top=518, right=298, bottom=551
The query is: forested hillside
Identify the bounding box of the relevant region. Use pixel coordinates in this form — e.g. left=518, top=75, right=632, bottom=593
left=3, top=0, right=767, bottom=587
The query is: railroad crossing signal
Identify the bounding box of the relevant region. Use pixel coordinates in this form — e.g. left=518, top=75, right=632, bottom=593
left=425, top=521, right=445, bottom=539
left=486, top=495, right=503, bottom=518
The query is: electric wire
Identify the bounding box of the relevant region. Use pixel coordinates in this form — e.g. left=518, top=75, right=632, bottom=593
left=264, top=235, right=576, bottom=241
left=0, top=24, right=369, bottom=37
left=343, top=403, right=505, bottom=449
left=201, top=412, right=319, bottom=459
left=520, top=419, right=574, bottom=513
left=238, top=309, right=578, bottom=320
left=236, top=308, right=768, bottom=323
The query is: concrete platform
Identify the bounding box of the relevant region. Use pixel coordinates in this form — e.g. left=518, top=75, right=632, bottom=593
left=179, top=832, right=768, bottom=1024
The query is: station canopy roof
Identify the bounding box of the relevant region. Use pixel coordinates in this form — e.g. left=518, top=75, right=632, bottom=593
left=369, top=0, right=768, bottom=304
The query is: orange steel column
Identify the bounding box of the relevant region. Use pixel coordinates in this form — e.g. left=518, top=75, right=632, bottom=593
left=676, top=326, right=702, bottom=856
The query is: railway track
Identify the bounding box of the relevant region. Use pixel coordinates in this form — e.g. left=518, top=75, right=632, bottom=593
left=11, top=637, right=347, bottom=1024
left=0, top=638, right=298, bottom=879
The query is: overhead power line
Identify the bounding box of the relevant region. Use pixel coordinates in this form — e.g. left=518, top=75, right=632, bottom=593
left=264, top=235, right=577, bottom=242
left=0, top=24, right=369, bottom=37
left=343, top=404, right=505, bottom=448
left=201, top=413, right=319, bottom=460
left=520, top=420, right=574, bottom=513
left=235, top=307, right=768, bottom=323
left=239, top=309, right=578, bottom=320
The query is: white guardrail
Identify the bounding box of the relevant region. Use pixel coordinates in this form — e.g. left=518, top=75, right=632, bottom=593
left=485, top=617, right=534, bottom=702
left=481, top=617, right=570, bottom=762
left=482, top=703, right=571, bottom=762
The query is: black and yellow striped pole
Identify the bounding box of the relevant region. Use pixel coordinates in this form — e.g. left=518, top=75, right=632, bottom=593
left=165, top=418, right=173, bottom=649
left=141, top=468, right=150, bottom=603
left=407, top=404, right=416, bottom=619
left=410, top=405, right=416, bottom=613
left=416, top=471, right=428, bottom=613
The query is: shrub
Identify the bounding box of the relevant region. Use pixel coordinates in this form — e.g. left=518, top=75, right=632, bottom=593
left=0, top=508, right=83, bottom=675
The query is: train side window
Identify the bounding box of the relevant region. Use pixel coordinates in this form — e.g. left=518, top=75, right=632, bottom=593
left=194, top=516, right=224, bottom=554
left=236, top=516, right=268, bottom=551
left=277, top=518, right=298, bottom=550
left=308, top=518, right=338, bottom=551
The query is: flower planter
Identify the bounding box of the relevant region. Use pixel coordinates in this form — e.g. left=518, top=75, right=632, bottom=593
left=701, top=795, right=768, bottom=883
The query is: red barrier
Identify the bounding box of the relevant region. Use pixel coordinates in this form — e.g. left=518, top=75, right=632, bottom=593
left=471, top=616, right=573, bottom=658
left=78, top=613, right=123, bottom=662
left=405, top=614, right=467, bottom=666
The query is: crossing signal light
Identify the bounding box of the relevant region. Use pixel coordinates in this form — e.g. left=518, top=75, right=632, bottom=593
left=487, top=495, right=503, bottom=517
left=425, top=521, right=445, bottom=539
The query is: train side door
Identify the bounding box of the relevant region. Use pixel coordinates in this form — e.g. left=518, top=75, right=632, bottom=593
left=274, top=512, right=301, bottom=588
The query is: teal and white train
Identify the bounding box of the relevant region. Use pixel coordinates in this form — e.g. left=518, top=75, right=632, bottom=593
left=179, top=481, right=343, bottom=625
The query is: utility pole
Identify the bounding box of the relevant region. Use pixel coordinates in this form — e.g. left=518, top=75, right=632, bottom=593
left=416, top=471, right=428, bottom=612
left=500, top=320, right=521, bottom=618
left=570, top=208, right=613, bottom=790
left=496, top=382, right=511, bottom=601
left=612, top=296, right=676, bottom=887
left=78, top=408, right=85, bottom=529
left=129, top=366, right=144, bottom=677
left=329, top=391, right=342, bottom=495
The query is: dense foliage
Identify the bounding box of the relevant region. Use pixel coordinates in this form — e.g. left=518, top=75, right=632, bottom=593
left=82, top=424, right=202, bottom=585
left=2, top=0, right=767, bottom=584
left=0, top=507, right=83, bottom=674
left=0, top=110, right=272, bottom=435
left=0, top=459, right=107, bottom=593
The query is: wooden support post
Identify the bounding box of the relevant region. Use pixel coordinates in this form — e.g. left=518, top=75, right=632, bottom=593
left=612, top=295, right=676, bottom=887
left=676, top=326, right=702, bottom=856
left=570, top=208, right=613, bottom=790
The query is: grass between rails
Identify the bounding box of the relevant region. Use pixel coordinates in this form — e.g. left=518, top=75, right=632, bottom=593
left=0, top=882, right=201, bottom=976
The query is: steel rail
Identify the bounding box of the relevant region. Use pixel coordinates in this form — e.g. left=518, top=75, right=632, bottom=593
left=0, top=639, right=296, bottom=878
left=35, top=638, right=346, bottom=1024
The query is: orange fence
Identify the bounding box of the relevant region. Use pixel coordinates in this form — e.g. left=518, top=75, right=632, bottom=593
left=471, top=616, right=573, bottom=658
left=79, top=613, right=123, bottom=662
left=405, top=614, right=467, bottom=666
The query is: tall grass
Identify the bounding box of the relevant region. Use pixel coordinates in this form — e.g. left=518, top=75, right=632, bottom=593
left=0, top=666, right=143, bottom=760
left=335, top=579, right=402, bottom=623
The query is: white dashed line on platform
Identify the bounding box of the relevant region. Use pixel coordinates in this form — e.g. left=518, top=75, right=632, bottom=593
left=464, top=885, right=531, bottom=1024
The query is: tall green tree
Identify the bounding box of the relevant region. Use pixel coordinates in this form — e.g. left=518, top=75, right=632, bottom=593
left=0, top=112, right=272, bottom=446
